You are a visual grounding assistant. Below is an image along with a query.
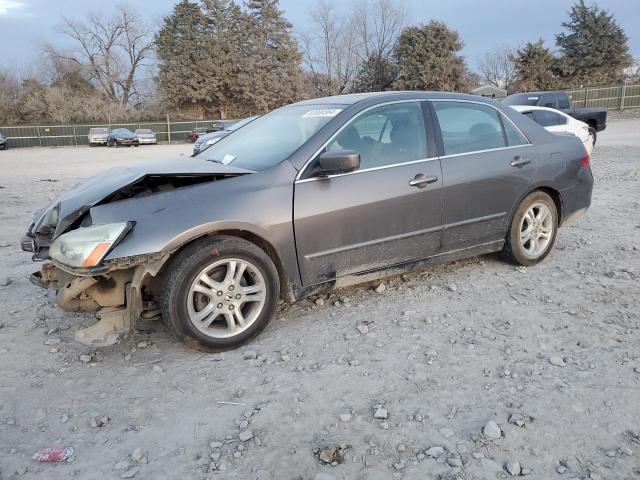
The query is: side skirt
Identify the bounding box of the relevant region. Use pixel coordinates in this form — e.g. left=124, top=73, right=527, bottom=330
left=292, top=240, right=504, bottom=300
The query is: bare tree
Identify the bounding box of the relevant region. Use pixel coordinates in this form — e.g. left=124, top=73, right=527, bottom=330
left=478, top=45, right=518, bottom=92
left=351, top=0, right=408, bottom=61
left=42, top=4, right=154, bottom=106
left=299, top=0, right=359, bottom=96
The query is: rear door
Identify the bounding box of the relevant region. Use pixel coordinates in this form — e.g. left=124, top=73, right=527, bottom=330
left=431, top=100, right=537, bottom=250
left=293, top=101, right=443, bottom=286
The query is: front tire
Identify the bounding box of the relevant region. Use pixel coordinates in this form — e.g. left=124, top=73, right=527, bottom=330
left=503, top=191, right=558, bottom=266
left=161, top=236, right=280, bottom=350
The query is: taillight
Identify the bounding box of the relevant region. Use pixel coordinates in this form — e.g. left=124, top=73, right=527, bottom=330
left=581, top=151, right=590, bottom=168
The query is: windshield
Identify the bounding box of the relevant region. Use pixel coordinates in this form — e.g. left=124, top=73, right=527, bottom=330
left=197, top=105, right=343, bottom=170
left=90, top=128, right=108, bottom=134
left=227, top=116, right=258, bottom=132
left=503, top=93, right=540, bottom=106
left=136, top=129, right=153, bottom=134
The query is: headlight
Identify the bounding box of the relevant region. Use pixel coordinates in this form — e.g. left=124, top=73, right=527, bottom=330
left=49, top=222, right=131, bottom=268
left=206, top=137, right=221, bottom=145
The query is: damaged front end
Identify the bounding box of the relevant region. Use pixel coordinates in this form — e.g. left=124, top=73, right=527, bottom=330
left=21, top=156, right=254, bottom=346
left=31, top=254, right=168, bottom=347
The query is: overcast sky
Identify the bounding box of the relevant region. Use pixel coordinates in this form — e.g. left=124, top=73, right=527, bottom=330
left=0, top=0, right=638, bottom=74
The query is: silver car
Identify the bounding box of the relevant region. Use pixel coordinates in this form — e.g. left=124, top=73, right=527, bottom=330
left=135, top=128, right=157, bottom=145
left=22, top=92, right=593, bottom=350
left=88, top=127, right=109, bottom=146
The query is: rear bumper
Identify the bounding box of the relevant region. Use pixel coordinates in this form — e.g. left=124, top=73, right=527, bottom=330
left=560, top=167, right=594, bottom=226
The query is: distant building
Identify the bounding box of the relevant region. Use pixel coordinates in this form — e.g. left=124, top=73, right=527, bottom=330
left=470, top=84, right=508, bottom=99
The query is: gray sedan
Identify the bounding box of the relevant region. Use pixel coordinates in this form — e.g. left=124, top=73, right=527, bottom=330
left=22, top=92, right=593, bottom=350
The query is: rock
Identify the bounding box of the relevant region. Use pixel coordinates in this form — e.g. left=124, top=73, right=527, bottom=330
left=549, top=355, right=566, bottom=367
left=49, top=348, right=59, bottom=354
left=131, top=448, right=147, bottom=464
left=136, top=340, right=150, bottom=349
left=0, top=276, right=11, bottom=287
left=447, top=283, right=458, bottom=292
left=357, top=324, right=369, bottom=334
left=448, top=456, right=462, bottom=467
left=339, top=413, right=352, bottom=422
left=120, top=466, right=141, bottom=478
left=243, top=350, right=258, bottom=360
left=314, top=298, right=325, bottom=306
left=605, top=449, right=616, bottom=457
left=483, top=421, right=502, bottom=439
left=373, top=407, right=388, bottom=419
left=318, top=446, right=343, bottom=464
left=505, top=461, right=521, bottom=476
left=89, top=416, right=110, bottom=428
left=521, top=467, right=533, bottom=475
left=239, top=430, right=254, bottom=442
left=397, top=444, right=406, bottom=452
left=79, top=354, right=93, bottom=363
left=152, top=365, right=164, bottom=373
left=375, top=283, right=386, bottom=293
left=556, top=465, right=567, bottom=474
left=44, top=337, right=62, bottom=346
left=425, top=446, right=445, bottom=458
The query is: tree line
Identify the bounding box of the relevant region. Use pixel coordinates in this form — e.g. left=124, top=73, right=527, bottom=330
left=0, top=0, right=635, bottom=125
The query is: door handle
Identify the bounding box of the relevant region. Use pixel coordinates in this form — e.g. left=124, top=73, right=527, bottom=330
left=510, top=156, right=531, bottom=167
left=409, top=174, right=438, bottom=188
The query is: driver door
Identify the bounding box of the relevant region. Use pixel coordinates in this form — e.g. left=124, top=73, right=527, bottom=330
left=293, top=101, right=443, bottom=286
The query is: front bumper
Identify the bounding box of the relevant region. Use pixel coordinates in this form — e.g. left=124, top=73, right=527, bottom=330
left=137, top=138, right=157, bottom=144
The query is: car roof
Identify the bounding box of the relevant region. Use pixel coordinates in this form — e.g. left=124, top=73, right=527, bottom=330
left=290, top=91, right=498, bottom=107
left=511, top=105, right=571, bottom=116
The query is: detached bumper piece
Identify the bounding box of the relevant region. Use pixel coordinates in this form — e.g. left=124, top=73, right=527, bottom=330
left=34, top=256, right=168, bottom=347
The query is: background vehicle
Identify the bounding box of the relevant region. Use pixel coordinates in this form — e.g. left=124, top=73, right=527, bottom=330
left=503, top=90, right=606, bottom=143
left=134, top=128, right=157, bottom=145
left=107, top=128, right=139, bottom=147
left=22, top=92, right=592, bottom=351
left=0, top=131, right=7, bottom=150
left=185, top=126, right=215, bottom=143
left=511, top=105, right=594, bottom=153
left=193, top=116, right=258, bottom=155
left=88, top=127, right=109, bottom=146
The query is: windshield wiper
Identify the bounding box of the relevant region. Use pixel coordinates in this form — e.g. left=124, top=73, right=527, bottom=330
left=206, top=159, right=225, bottom=164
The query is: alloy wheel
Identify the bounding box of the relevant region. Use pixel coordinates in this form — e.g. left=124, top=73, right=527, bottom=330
left=519, top=202, right=554, bottom=258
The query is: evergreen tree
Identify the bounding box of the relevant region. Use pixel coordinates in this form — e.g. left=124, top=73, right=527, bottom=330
left=155, top=1, right=208, bottom=113
left=351, top=53, right=397, bottom=93
left=393, top=21, right=468, bottom=92
left=556, top=0, right=632, bottom=85
left=245, top=0, right=304, bottom=111
left=513, top=39, right=563, bottom=91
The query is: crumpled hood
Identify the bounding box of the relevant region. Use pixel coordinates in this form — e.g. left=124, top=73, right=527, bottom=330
left=31, top=155, right=253, bottom=239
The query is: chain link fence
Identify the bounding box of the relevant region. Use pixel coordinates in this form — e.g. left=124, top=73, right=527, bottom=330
left=2, top=83, right=639, bottom=149
left=0, top=117, right=235, bottom=149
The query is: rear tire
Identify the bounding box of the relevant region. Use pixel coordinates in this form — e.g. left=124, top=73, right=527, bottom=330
left=588, top=127, right=597, bottom=146
left=502, top=191, right=558, bottom=266
left=161, top=236, right=280, bottom=351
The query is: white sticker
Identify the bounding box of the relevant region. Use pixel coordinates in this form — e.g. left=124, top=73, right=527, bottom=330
left=221, top=154, right=236, bottom=165
left=527, top=97, right=539, bottom=101
left=302, top=108, right=342, bottom=118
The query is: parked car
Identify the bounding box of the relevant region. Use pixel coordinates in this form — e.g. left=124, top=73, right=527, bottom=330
left=22, top=92, right=593, bottom=350
left=193, top=116, right=258, bottom=155
left=503, top=90, right=606, bottom=143
left=511, top=105, right=594, bottom=154
left=107, top=128, right=139, bottom=147
left=88, top=127, right=109, bottom=146
left=134, top=128, right=157, bottom=145
left=0, top=131, right=7, bottom=150
left=186, top=127, right=216, bottom=143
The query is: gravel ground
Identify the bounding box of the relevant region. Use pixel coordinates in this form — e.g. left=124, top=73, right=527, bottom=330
left=0, top=122, right=639, bottom=480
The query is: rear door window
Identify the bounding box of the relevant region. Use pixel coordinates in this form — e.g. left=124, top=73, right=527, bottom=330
left=533, top=110, right=567, bottom=127
left=556, top=93, right=571, bottom=109
left=539, top=94, right=557, bottom=108
left=433, top=101, right=507, bottom=155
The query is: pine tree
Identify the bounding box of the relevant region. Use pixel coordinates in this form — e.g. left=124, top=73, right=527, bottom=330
left=351, top=53, right=397, bottom=93
left=245, top=0, right=304, bottom=111
left=513, top=40, right=563, bottom=91
left=393, top=21, right=468, bottom=92
left=155, top=1, right=208, bottom=114
left=556, top=0, right=632, bottom=85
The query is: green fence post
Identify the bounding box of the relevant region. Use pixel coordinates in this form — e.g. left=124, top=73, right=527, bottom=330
left=166, top=114, right=171, bottom=142
left=73, top=125, right=78, bottom=146
left=37, top=126, right=42, bottom=147
left=620, top=83, right=626, bottom=111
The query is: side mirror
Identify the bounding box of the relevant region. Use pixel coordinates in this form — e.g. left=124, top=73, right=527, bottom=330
left=316, top=150, right=360, bottom=177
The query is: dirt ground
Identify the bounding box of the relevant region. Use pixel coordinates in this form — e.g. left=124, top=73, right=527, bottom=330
left=0, top=121, right=639, bottom=480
